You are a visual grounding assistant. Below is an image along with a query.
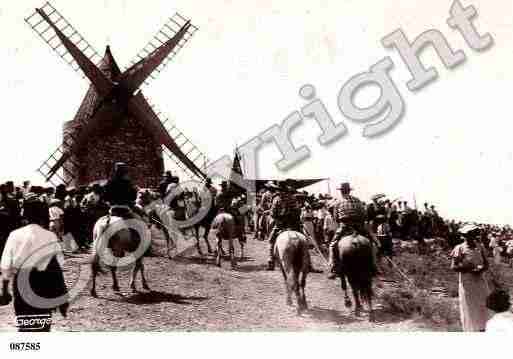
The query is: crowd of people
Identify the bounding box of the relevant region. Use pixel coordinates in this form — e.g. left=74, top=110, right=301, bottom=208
left=2, top=168, right=513, bottom=332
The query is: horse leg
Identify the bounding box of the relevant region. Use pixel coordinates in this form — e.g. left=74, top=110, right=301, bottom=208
left=293, top=273, right=302, bottom=315
left=353, top=286, right=362, bottom=317
left=90, top=254, right=100, bottom=297
left=367, top=293, right=374, bottom=322
left=278, top=259, right=293, bottom=306
left=195, top=226, right=204, bottom=256
left=110, top=266, right=120, bottom=293
left=229, top=236, right=236, bottom=269
left=139, top=259, right=150, bottom=291
left=204, top=225, right=213, bottom=254
left=216, top=235, right=222, bottom=267
left=298, top=269, right=308, bottom=313
left=339, top=273, right=352, bottom=308
left=164, top=226, right=175, bottom=259
left=240, top=239, right=244, bottom=260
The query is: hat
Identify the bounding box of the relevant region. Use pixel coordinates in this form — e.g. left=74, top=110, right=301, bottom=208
left=265, top=181, right=279, bottom=190
left=49, top=198, right=61, bottom=206
left=24, top=192, right=40, bottom=203
left=459, top=223, right=479, bottom=235
left=337, top=182, right=352, bottom=192
left=372, top=193, right=386, bottom=202
left=278, top=181, right=289, bottom=189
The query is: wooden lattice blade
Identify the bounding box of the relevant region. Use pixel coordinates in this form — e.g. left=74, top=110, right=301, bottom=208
left=35, top=6, right=113, bottom=96
left=25, top=2, right=103, bottom=80
left=127, top=94, right=206, bottom=180
left=125, top=13, right=198, bottom=87
left=120, top=21, right=191, bottom=94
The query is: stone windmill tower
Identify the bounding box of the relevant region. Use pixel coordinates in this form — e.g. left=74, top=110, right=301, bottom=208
left=25, top=2, right=209, bottom=188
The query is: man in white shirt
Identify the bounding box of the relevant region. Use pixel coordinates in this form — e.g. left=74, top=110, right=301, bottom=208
left=0, top=195, right=67, bottom=332
left=48, top=199, right=64, bottom=240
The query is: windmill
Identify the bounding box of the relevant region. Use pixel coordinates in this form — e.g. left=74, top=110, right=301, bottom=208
left=25, top=2, right=210, bottom=188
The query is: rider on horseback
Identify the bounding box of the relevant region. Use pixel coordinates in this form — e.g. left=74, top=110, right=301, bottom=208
left=267, top=180, right=301, bottom=271
left=256, top=181, right=275, bottom=240
left=103, top=162, right=138, bottom=219
left=327, top=182, right=376, bottom=279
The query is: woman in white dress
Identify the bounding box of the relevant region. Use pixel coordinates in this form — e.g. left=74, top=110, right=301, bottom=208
left=451, top=224, right=490, bottom=332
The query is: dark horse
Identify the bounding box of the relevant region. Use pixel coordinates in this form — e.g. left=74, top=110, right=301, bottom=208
left=274, top=230, right=310, bottom=314
left=90, top=214, right=151, bottom=297
left=185, top=190, right=214, bottom=255
left=335, top=233, right=376, bottom=320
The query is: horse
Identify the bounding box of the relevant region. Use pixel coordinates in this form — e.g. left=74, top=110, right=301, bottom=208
left=274, top=230, right=310, bottom=314
left=257, top=210, right=272, bottom=241
left=335, top=233, right=376, bottom=320
left=90, top=213, right=151, bottom=297
left=185, top=191, right=214, bottom=255
left=210, top=211, right=245, bottom=269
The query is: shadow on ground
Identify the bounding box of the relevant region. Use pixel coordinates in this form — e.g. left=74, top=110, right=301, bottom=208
left=120, top=290, right=209, bottom=305
left=306, top=306, right=361, bottom=326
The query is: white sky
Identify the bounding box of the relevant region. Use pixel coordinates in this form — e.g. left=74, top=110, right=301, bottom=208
left=0, top=0, right=512, bottom=224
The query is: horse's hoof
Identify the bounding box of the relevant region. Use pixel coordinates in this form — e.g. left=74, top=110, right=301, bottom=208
left=91, top=290, right=98, bottom=298
left=344, top=298, right=352, bottom=308
left=368, top=312, right=375, bottom=322
left=143, top=284, right=150, bottom=291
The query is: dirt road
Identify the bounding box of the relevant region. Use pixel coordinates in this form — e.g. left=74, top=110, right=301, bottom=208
left=0, top=234, right=445, bottom=331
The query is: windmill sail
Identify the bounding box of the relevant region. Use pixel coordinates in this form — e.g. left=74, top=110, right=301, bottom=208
left=25, top=2, right=103, bottom=79
left=127, top=94, right=208, bottom=180
left=126, top=13, right=199, bottom=87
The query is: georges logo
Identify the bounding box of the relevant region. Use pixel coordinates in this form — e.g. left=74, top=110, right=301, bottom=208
left=16, top=314, right=52, bottom=331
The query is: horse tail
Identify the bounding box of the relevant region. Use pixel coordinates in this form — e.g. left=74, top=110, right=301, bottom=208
left=340, top=238, right=374, bottom=304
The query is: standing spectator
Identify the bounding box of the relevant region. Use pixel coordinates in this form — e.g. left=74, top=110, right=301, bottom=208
left=48, top=199, right=64, bottom=240
left=21, top=181, right=30, bottom=197
left=488, top=233, right=503, bottom=265
left=300, top=203, right=315, bottom=241
left=63, top=191, right=87, bottom=250
left=451, top=224, right=490, bottom=332
left=0, top=194, right=68, bottom=332
left=315, top=201, right=328, bottom=244
left=323, top=204, right=337, bottom=245
left=376, top=214, right=393, bottom=257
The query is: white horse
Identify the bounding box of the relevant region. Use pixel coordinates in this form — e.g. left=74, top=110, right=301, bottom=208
left=90, top=214, right=151, bottom=297
left=274, top=230, right=311, bottom=314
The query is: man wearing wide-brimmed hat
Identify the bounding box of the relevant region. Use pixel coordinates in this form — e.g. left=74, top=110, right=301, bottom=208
left=103, top=162, right=138, bottom=219
left=255, top=181, right=277, bottom=240
left=327, top=182, right=370, bottom=279
left=266, top=180, right=301, bottom=270
left=159, top=171, right=173, bottom=199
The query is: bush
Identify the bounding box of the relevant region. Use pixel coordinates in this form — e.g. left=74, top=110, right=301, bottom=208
left=381, top=286, right=459, bottom=326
